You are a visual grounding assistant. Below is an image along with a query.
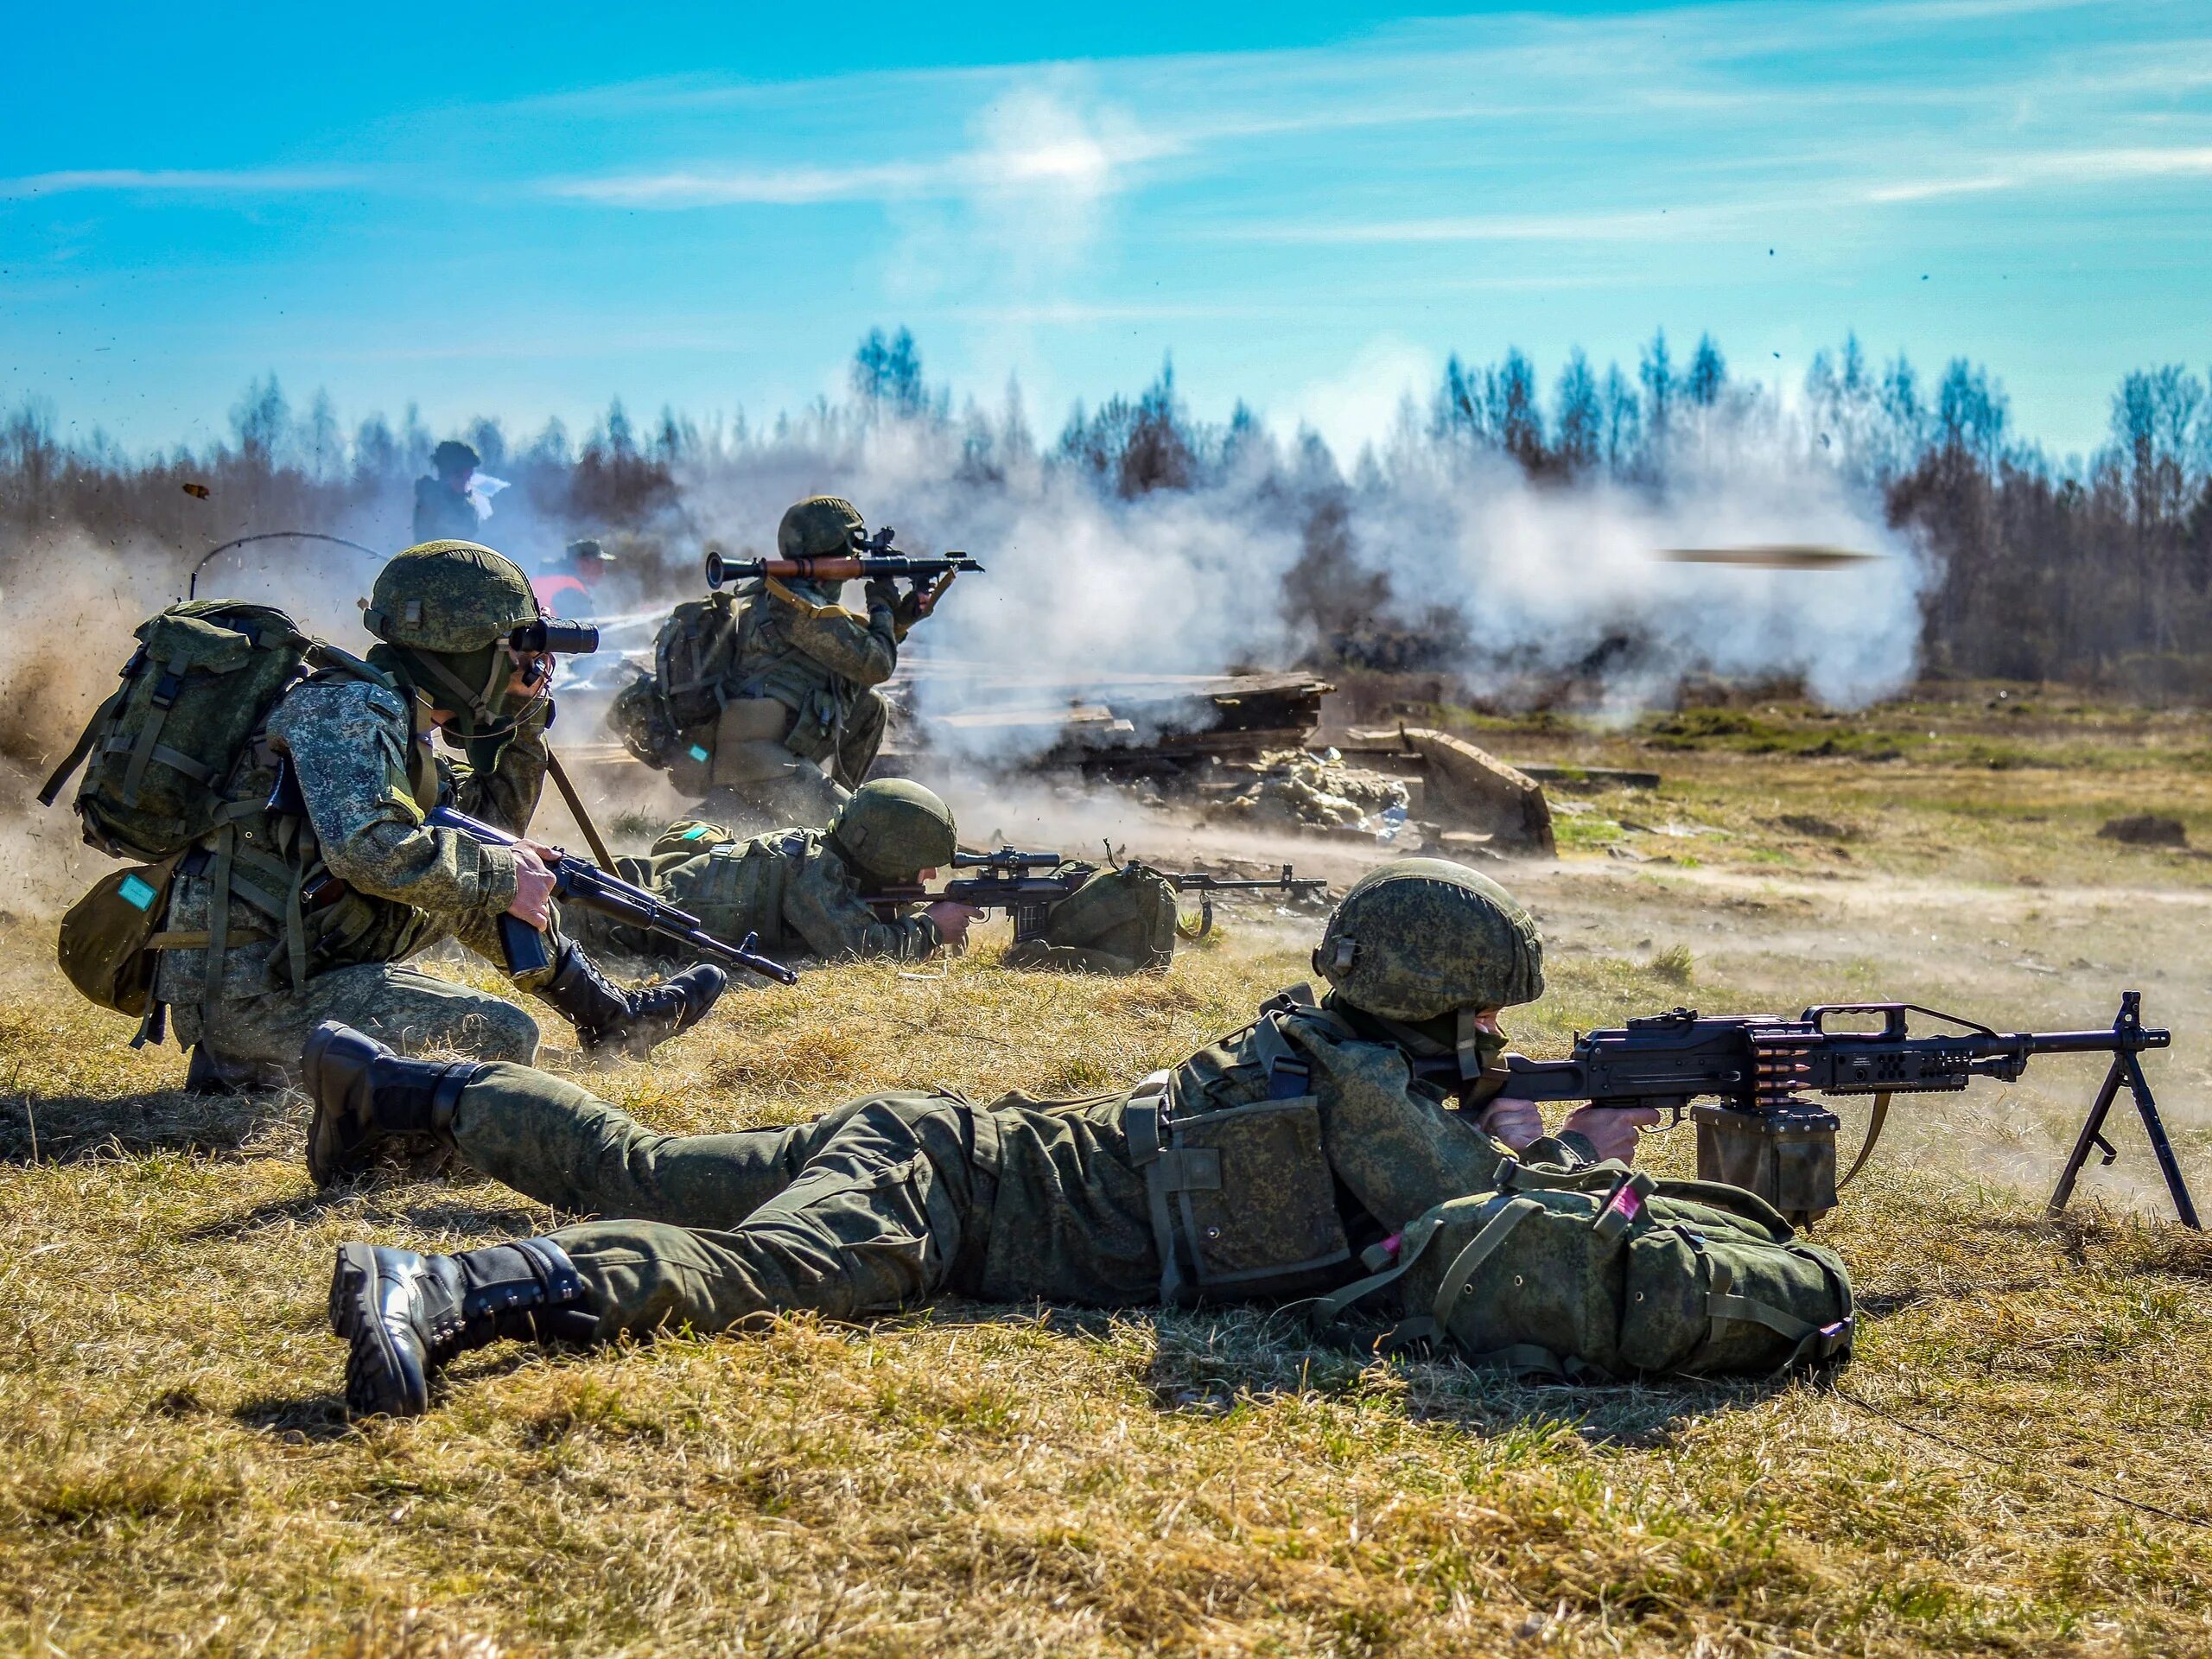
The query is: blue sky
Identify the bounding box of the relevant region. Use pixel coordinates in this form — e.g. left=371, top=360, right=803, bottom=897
left=3, top=0, right=2208, bottom=460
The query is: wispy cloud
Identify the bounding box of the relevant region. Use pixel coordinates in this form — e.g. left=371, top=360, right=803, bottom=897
left=546, top=114, right=1177, bottom=209
left=1866, top=145, right=2212, bottom=201
left=0, top=167, right=363, bottom=200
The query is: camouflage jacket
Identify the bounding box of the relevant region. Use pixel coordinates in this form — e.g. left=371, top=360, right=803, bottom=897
left=970, top=988, right=1594, bottom=1307
left=155, top=661, right=546, bottom=1008
left=727, top=579, right=899, bottom=762
left=577, top=821, right=939, bottom=963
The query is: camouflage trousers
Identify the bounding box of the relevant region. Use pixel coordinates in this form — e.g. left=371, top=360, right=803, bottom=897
left=159, top=906, right=544, bottom=1080
left=448, top=1065, right=991, bottom=1340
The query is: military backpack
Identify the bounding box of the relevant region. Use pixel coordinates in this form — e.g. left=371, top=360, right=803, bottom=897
left=39, top=601, right=378, bottom=1033
left=40, top=601, right=318, bottom=861
left=1005, top=861, right=1179, bottom=976
left=1311, top=1159, right=1854, bottom=1381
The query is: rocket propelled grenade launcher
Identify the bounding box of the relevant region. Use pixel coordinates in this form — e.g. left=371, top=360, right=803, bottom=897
left=1427, top=994, right=2194, bottom=1230
left=426, top=805, right=799, bottom=987
left=703, top=524, right=984, bottom=590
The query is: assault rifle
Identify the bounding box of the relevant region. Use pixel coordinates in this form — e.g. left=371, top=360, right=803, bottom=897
left=427, top=805, right=799, bottom=986
left=868, top=846, right=1329, bottom=943
left=703, top=525, right=984, bottom=592
left=1414, top=994, right=2193, bottom=1230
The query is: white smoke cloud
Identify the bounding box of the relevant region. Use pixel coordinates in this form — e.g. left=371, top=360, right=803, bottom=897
left=666, top=386, right=1920, bottom=768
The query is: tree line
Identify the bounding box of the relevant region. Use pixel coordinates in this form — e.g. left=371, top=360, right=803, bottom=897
left=4, top=322, right=2209, bottom=696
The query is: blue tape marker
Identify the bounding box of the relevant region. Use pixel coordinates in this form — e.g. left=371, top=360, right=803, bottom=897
left=688, top=744, right=711, bottom=764
left=118, top=874, right=159, bottom=912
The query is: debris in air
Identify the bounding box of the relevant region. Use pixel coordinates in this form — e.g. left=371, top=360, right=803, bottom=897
left=181, top=482, right=210, bottom=499
left=1653, top=545, right=1878, bottom=569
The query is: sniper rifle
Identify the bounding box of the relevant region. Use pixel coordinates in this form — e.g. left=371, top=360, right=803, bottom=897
left=868, top=846, right=1329, bottom=943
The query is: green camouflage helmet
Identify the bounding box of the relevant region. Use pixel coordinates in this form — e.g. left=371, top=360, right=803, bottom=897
left=1314, top=857, right=1544, bottom=1020
left=828, top=779, right=957, bottom=881
left=778, top=496, right=865, bottom=560
left=365, top=541, right=540, bottom=652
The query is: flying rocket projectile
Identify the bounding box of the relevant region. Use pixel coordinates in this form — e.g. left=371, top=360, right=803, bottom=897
left=1653, top=545, right=1879, bottom=569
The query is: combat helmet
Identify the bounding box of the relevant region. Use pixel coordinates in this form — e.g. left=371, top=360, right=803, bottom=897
left=364, top=541, right=546, bottom=737
left=1315, top=856, right=1544, bottom=1033
left=828, top=779, right=957, bottom=882
left=778, top=496, right=865, bottom=561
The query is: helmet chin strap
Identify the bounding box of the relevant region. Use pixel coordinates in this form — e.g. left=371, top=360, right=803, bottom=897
left=404, top=644, right=547, bottom=741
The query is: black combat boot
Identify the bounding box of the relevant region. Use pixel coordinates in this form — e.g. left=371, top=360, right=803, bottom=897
left=301, top=1021, right=486, bottom=1187
left=534, top=940, right=727, bottom=1058
left=327, top=1237, right=597, bottom=1417
left=183, top=1045, right=289, bottom=1096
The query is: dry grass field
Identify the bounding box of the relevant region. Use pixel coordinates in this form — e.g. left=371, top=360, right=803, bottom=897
left=6, top=687, right=2212, bottom=1657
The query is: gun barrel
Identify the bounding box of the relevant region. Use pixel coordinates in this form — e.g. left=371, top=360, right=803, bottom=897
left=2022, top=1027, right=2172, bottom=1054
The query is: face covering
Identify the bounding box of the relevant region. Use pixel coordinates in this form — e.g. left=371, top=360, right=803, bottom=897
left=372, top=642, right=543, bottom=742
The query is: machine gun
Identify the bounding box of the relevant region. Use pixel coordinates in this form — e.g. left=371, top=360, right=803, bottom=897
left=1414, top=994, right=2193, bottom=1230
left=427, top=805, right=799, bottom=986
left=868, top=846, right=1328, bottom=944
left=703, top=525, right=983, bottom=593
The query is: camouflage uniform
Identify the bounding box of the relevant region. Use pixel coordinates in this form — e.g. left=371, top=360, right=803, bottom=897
left=566, top=821, right=942, bottom=964
left=649, top=499, right=906, bottom=825
left=394, top=986, right=1597, bottom=1338
left=156, top=667, right=551, bottom=1077
left=317, top=856, right=1601, bottom=1416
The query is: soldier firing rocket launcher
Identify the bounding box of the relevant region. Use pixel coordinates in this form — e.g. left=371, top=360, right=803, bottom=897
left=869, top=846, right=1330, bottom=944
left=1411, top=992, right=2194, bottom=1230
left=704, top=525, right=983, bottom=624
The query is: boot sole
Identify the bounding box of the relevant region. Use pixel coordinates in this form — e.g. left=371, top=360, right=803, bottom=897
left=328, top=1243, right=429, bottom=1418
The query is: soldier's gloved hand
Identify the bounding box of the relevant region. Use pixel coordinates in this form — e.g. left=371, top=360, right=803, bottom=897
left=891, top=582, right=934, bottom=632
left=1476, top=1096, right=1544, bottom=1152
left=864, top=576, right=901, bottom=614
left=925, top=900, right=987, bottom=949
left=506, top=842, right=560, bottom=929
left=1559, top=1104, right=1663, bottom=1164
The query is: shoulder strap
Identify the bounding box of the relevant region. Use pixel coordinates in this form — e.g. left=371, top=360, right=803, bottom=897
left=39, top=683, right=129, bottom=806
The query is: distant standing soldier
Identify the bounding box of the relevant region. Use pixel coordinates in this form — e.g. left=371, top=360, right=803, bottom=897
left=611, top=497, right=934, bottom=828
left=155, top=541, right=727, bottom=1090
left=533, top=539, right=616, bottom=614
left=412, top=441, right=483, bottom=545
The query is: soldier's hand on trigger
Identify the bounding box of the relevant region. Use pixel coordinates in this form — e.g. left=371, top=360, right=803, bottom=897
left=505, top=839, right=562, bottom=929
left=925, top=900, right=987, bottom=949
left=864, top=575, right=902, bottom=614
left=1560, top=1104, right=1663, bottom=1164
left=891, top=579, right=938, bottom=632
